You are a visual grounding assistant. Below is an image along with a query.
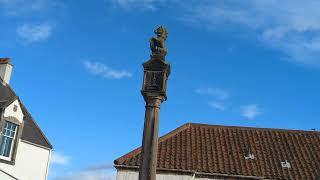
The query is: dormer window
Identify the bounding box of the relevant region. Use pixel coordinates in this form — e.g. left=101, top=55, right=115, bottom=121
left=0, top=121, right=18, bottom=159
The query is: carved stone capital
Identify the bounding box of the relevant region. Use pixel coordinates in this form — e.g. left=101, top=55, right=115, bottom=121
left=145, top=96, right=165, bottom=109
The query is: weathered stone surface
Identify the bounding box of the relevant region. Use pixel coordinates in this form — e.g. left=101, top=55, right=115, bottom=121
left=139, top=26, right=171, bottom=180
left=150, top=26, right=168, bottom=59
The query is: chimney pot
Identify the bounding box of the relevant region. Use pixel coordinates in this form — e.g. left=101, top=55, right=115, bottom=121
left=0, top=58, right=11, bottom=64
left=0, top=58, right=13, bottom=84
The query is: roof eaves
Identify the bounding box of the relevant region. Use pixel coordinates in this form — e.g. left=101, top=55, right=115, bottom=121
left=114, top=165, right=264, bottom=179
left=20, top=139, right=52, bottom=151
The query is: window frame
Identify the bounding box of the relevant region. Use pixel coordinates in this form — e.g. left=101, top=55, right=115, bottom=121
left=0, top=110, right=23, bottom=165
left=0, top=121, right=19, bottom=161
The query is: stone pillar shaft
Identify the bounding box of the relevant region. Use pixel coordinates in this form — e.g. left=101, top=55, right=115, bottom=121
left=139, top=26, right=170, bottom=180
left=139, top=97, right=162, bottom=180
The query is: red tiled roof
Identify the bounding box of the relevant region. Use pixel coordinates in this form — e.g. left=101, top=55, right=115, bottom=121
left=114, top=123, right=320, bottom=179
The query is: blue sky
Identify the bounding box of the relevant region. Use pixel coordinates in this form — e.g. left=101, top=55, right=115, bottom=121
left=1, top=0, right=320, bottom=179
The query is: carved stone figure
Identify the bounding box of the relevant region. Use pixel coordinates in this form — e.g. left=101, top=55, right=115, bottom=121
left=150, top=26, right=168, bottom=59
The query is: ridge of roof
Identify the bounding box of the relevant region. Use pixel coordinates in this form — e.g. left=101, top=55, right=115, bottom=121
left=187, top=122, right=320, bottom=134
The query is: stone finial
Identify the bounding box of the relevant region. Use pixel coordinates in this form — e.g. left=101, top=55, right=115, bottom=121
left=150, top=25, right=168, bottom=60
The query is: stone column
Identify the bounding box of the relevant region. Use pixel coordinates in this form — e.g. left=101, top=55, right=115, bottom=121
left=139, top=26, right=170, bottom=180
left=139, top=97, right=163, bottom=180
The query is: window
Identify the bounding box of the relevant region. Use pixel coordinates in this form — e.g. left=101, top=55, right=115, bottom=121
left=0, top=121, right=18, bottom=158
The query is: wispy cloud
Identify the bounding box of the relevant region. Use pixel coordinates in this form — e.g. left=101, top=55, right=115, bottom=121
left=16, top=23, right=52, bottom=43
left=195, top=88, right=264, bottom=119
left=240, top=104, right=263, bottom=120
left=110, top=0, right=173, bottom=11
left=0, top=0, right=55, bottom=16
left=83, top=60, right=132, bottom=79
left=53, top=162, right=116, bottom=180
left=108, top=0, right=320, bottom=67
left=54, top=170, right=116, bottom=180
left=86, top=163, right=114, bottom=171
left=112, top=0, right=155, bottom=10
left=195, top=87, right=229, bottom=100
left=208, top=101, right=226, bottom=111
left=183, top=0, right=320, bottom=67
left=50, top=152, right=70, bottom=166
left=195, top=87, right=229, bottom=111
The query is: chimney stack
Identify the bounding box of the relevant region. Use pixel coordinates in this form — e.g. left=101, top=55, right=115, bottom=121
left=0, top=58, right=13, bottom=84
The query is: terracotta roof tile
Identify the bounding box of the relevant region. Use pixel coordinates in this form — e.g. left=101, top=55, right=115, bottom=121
left=114, top=123, right=320, bottom=179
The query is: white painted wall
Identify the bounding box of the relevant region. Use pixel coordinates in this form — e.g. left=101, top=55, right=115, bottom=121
left=0, top=170, right=16, bottom=180
left=117, top=170, right=220, bottom=180
left=3, top=100, right=24, bottom=124
left=0, top=140, right=51, bottom=180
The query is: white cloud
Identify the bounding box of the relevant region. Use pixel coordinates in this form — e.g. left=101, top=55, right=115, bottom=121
left=208, top=101, right=226, bottom=111
left=240, top=104, right=263, bottom=119
left=16, top=23, right=52, bottom=43
left=83, top=60, right=132, bottom=79
left=110, top=0, right=320, bottom=66
left=0, top=0, right=54, bottom=16
left=110, top=0, right=174, bottom=11
left=87, top=163, right=114, bottom=171
left=112, top=0, right=155, bottom=10
left=195, top=87, right=229, bottom=100
left=50, top=152, right=70, bottom=166
left=182, top=0, right=320, bottom=67
left=196, top=87, right=229, bottom=111
left=54, top=170, right=116, bottom=180
left=53, top=162, right=116, bottom=180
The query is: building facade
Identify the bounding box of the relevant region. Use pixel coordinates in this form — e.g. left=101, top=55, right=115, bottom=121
left=0, top=58, right=52, bottom=180
left=115, top=123, right=320, bottom=180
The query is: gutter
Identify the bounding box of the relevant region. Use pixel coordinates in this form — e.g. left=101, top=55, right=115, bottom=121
left=114, top=165, right=264, bottom=179
left=20, top=139, right=52, bottom=151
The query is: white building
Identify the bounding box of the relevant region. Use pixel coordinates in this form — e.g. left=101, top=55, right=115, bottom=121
left=0, top=58, right=52, bottom=180
left=115, top=123, right=320, bottom=180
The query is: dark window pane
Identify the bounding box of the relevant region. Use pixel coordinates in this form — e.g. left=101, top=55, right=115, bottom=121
left=0, top=121, right=18, bottom=158
left=0, top=136, right=13, bottom=157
